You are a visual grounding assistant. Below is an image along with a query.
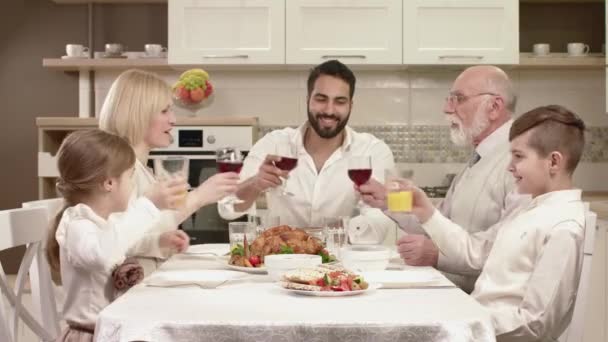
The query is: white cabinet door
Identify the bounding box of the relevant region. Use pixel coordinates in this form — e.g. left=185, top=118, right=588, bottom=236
left=286, top=0, right=402, bottom=64
left=403, top=0, right=519, bottom=65
left=169, top=0, right=285, bottom=64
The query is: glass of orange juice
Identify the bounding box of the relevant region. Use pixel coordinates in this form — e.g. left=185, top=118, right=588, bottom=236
left=385, top=168, right=414, bottom=213
left=154, top=156, right=189, bottom=207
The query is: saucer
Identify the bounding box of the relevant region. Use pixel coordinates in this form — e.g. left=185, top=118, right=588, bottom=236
left=100, top=53, right=127, bottom=59
left=61, top=55, right=89, bottom=59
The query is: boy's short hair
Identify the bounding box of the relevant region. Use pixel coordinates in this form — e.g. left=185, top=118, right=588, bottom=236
left=509, top=105, right=586, bottom=174
left=307, top=60, right=356, bottom=99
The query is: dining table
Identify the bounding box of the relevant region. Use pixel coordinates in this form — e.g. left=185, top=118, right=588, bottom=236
left=94, top=244, right=496, bottom=342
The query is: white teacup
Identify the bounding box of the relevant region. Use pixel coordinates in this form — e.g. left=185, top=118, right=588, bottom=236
left=532, top=43, right=550, bottom=56
left=567, top=43, right=590, bottom=57
left=144, top=44, right=167, bottom=57
left=105, top=43, right=124, bottom=56
left=66, top=44, right=89, bottom=57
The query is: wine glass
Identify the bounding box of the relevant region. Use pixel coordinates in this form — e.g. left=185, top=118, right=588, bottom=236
left=274, top=143, right=298, bottom=196
left=154, top=156, right=189, bottom=207
left=216, top=147, right=244, bottom=204
left=348, top=156, right=372, bottom=210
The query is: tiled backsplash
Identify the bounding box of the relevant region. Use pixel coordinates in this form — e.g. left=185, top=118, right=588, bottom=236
left=260, top=125, right=608, bottom=163
left=95, top=68, right=607, bottom=189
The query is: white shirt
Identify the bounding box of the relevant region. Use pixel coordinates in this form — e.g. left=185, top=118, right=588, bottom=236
left=436, top=120, right=529, bottom=291
left=219, top=124, right=397, bottom=244
left=56, top=198, right=160, bottom=327
left=422, top=189, right=585, bottom=341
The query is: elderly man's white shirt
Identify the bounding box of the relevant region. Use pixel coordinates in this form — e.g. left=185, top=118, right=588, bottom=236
left=422, top=189, right=585, bottom=341
left=219, top=124, right=397, bottom=244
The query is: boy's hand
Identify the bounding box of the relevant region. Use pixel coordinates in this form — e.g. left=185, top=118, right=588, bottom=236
left=144, top=176, right=189, bottom=210
left=394, top=179, right=435, bottom=223
left=192, top=172, right=239, bottom=206
left=159, top=230, right=190, bottom=253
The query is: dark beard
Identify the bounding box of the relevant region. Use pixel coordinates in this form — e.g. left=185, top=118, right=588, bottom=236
left=307, top=109, right=350, bottom=139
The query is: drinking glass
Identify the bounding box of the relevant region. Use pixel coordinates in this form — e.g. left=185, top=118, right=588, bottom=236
left=216, top=147, right=244, bottom=204
left=154, top=156, right=189, bottom=207
left=274, top=143, right=298, bottom=196
left=322, top=217, right=348, bottom=260
left=385, top=168, right=414, bottom=213
left=228, top=222, right=256, bottom=250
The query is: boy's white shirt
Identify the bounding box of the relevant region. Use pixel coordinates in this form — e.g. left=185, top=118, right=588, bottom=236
left=422, top=189, right=585, bottom=341
left=55, top=197, right=160, bottom=327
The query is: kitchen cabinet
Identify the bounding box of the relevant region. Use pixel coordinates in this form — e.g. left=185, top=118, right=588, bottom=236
left=168, top=0, right=285, bottom=65
left=285, top=0, right=402, bottom=64
left=403, top=0, right=519, bottom=65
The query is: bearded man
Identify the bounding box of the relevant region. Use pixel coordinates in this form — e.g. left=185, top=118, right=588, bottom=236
left=359, top=65, right=528, bottom=292
left=219, top=60, right=396, bottom=244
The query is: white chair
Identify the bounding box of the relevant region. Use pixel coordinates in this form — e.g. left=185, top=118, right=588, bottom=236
left=558, top=207, right=597, bottom=342
left=0, top=206, right=60, bottom=342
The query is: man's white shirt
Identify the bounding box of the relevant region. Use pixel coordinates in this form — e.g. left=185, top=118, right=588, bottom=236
left=218, top=124, right=397, bottom=244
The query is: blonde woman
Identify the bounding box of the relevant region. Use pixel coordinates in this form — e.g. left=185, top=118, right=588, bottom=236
left=99, top=69, right=239, bottom=274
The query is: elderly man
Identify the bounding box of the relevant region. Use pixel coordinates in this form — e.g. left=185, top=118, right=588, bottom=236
left=360, top=65, right=527, bottom=292
left=219, top=60, right=396, bottom=244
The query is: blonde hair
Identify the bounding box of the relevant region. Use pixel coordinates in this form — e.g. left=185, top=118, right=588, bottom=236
left=99, top=69, right=172, bottom=146
left=47, top=129, right=136, bottom=274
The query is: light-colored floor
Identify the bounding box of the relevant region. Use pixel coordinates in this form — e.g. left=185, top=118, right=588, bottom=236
left=3, top=275, right=66, bottom=342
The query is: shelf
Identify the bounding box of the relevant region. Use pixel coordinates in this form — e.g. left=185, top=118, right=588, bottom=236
left=36, top=116, right=259, bottom=127
left=52, top=0, right=165, bottom=3
left=43, top=53, right=607, bottom=71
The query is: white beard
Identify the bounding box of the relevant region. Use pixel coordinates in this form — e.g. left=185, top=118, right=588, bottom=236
left=447, top=107, right=490, bottom=147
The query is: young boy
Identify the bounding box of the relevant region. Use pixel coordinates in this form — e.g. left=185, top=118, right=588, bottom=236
left=399, top=105, right=587, bottom=341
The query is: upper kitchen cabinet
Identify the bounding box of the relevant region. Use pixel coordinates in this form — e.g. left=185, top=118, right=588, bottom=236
left=403, top=0, right=519, bottom=65
left=168, top=0, right=285, bottom=65
left=286, top=0, right=402, bottom=65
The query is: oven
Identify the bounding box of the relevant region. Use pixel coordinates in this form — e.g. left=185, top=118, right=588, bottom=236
left=147, top=125, right=253, bottom=244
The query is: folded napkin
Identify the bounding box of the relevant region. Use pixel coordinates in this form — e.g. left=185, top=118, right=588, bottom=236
left=143, top=269, right=248, bottom=288
left=362, top=269, right=453, bottom=289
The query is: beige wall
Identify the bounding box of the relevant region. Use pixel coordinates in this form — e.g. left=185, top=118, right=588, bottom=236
left=0, top=0, right=166, bottom=272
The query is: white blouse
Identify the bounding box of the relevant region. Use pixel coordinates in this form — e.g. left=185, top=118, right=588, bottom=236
left=56, top=198, right=160, bottom=327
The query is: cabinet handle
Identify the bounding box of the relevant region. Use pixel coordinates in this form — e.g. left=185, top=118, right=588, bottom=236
left=321, top=55, right=367, bottom=59
left=438, top=55, right=484, bottom=59
left=203, top=55, right=249, bottom=59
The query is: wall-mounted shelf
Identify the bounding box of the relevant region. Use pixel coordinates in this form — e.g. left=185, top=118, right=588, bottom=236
left=52, top=0, right=165, bottom=3
left=43, top=53, right=607, bottom=71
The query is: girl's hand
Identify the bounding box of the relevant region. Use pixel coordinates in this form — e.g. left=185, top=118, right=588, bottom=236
left=144, top=176, right=189, bottom=210
left=192, top=172, right=240, bottom=206
left=159, top=230, right=190, bottom=253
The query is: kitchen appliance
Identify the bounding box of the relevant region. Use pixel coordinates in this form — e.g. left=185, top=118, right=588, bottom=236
left=148, top=125, right=253, bottom=243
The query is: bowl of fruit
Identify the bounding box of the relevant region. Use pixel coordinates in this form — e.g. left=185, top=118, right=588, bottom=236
left=172, top=68, right=214, bottom=112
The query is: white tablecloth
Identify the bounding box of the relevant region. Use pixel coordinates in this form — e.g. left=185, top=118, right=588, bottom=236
left=95, top=250, right=495, bottom=342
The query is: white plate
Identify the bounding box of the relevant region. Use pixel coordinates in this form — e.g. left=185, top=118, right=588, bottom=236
left=279, top=283, right=380, bottom=297
left=226, top=264, right=267, bottom=274
left=362, top=270, right=440, bottom=288
left=144, top=269, right=247, bottom=287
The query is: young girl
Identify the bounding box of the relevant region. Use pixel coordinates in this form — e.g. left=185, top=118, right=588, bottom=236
left=47, top=129, right=189, bottom=342
left=99, top=69, right=240, bottom=275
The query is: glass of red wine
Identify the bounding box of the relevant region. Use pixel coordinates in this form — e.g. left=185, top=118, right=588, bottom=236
left=348, top=156, right=372, bottom=186
left=274, top=143, right=298, bottom=196
left=348, top=156, right=372, bottom=209
left=216, top=147, right=244, bottom=203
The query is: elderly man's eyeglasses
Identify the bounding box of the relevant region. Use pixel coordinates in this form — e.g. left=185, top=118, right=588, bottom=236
left=446, top=92, right=499, bottom=105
